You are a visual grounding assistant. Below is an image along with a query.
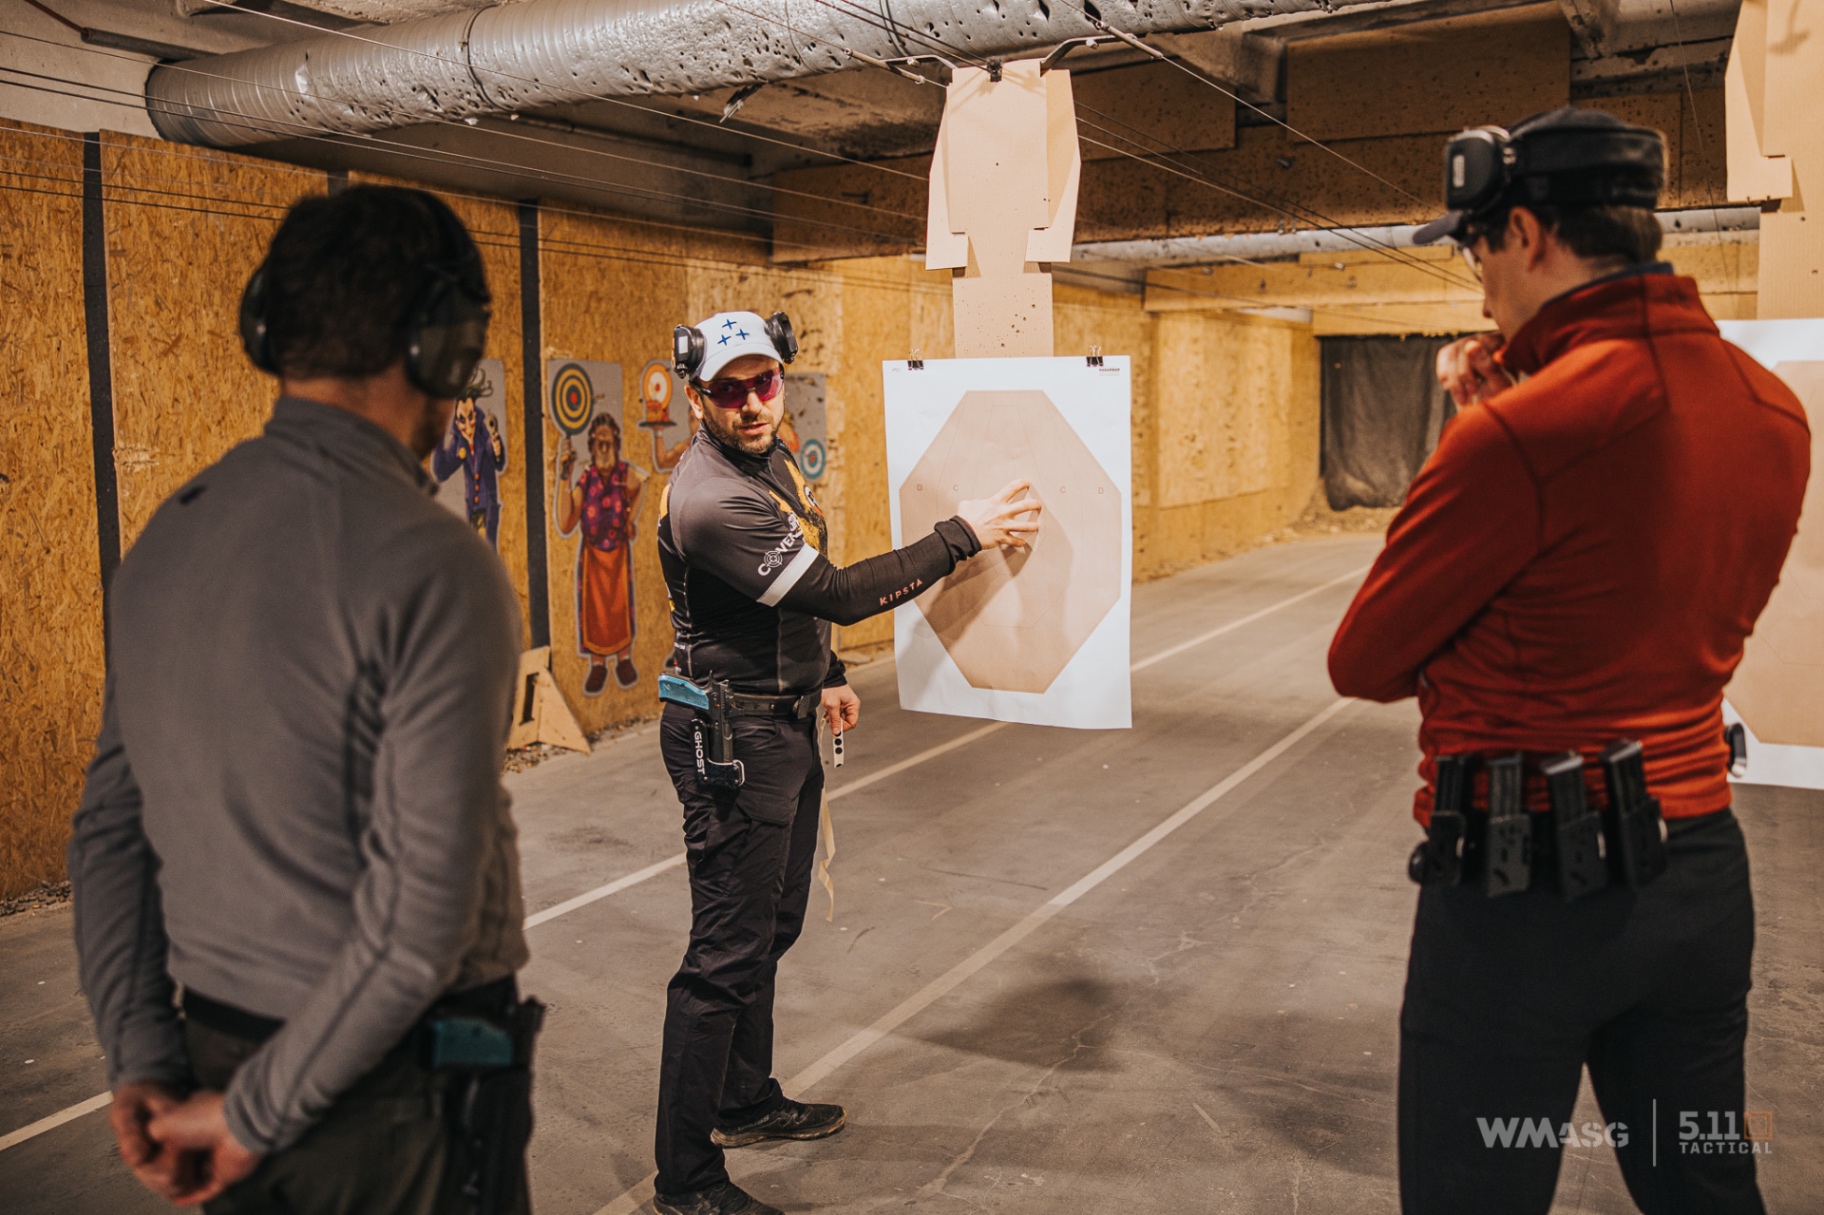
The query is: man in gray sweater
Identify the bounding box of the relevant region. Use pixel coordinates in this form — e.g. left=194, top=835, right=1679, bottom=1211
left=69, top=186, right=536, bottom=1213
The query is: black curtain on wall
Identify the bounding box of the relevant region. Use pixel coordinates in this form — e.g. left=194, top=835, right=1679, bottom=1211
left=1320, top=335, right=1460, bottom=510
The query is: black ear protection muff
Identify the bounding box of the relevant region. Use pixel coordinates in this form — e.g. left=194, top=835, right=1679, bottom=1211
left=404, top=200, right=491, bottom=399
left=672, top=311, right=798, bottom=382
left=1439, top=112, right=1664, bottom=233
left=764, top=312, right=798, bottom=365
left=240, top=264, right=277, bottom=374
left=239, top=195, right=491, bottom=398
left=672, top=324, right=706, bottom=381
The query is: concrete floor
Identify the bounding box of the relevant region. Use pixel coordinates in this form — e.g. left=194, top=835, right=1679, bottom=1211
left=2, top=536, right=1820, bottom=1214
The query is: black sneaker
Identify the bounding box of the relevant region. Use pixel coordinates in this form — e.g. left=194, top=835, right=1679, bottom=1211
left=652, top=1180, right=782, bottom=1215
left=711, top=1099, right=846, bottom=1148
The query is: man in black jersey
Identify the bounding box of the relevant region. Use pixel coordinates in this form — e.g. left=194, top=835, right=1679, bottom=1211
left=652, top=311, right=1041, bottom=1215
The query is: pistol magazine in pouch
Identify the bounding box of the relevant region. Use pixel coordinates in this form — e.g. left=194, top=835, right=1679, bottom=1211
left=1409, top=754, right=1471, bottom=885
left=1542, top=750, right=1609, bottom=901
left=1601, top=740, right=1668, bottom=888
left=1482, top=753, right=1532, bottom=897
left=428, top=996, right=545, bottom=1215
left=659, top=673, right=745, bottom=790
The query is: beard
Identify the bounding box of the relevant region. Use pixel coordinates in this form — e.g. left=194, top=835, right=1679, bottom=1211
left=701, top=404, right=777, bottom=454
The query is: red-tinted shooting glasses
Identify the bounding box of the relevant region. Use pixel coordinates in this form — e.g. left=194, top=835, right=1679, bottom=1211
left=696, top=368, right=783, bottom=408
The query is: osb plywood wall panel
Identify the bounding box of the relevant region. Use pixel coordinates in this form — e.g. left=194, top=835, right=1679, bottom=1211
left=1288, top=4, right=1569, bottom=142
left=0, top=122, right=103, bottom=897
left=1053, top=284, right=1159, bottom=571
left=102, top=133, right=325, bottom=548
left=820, top=257, right=917, bottom=653
left=353, top=173, right=532, bottom=641
left=539, top=209, right=696, bottom=732
left=1146, top=312, right=1320, bottom=574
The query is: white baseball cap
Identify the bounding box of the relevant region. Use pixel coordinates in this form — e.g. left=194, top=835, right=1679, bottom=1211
left=693, top=311, right=788, bottom=382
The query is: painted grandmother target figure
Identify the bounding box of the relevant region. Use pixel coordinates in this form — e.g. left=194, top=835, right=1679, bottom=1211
left=556, top=411, right=644, bottom=694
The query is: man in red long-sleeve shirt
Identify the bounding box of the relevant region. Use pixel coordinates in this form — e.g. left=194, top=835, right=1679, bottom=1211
left=1329, top=108, right=1808, bottom=1215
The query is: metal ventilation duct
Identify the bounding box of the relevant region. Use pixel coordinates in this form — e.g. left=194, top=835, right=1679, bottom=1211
left=146, top=0, right=1324, bottom=148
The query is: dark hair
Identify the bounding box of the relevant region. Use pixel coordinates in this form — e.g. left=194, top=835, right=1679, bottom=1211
left=588, top=412, right=622, bottom=442
left=1474, top=202, right=1662, bottom=265
left=259, top=186, right=488, bottom=380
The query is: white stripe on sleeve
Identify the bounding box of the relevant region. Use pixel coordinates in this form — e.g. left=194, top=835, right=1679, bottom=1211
left=758, top=544, right=819, bottom=607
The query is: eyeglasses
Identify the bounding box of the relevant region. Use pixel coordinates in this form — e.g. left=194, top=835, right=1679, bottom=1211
left=695, top=368, right=783, bottom=409
left=1457, top=238, right=1485, bottom=281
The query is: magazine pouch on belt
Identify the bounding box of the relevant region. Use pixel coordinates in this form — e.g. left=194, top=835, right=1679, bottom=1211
left=1601, top=740, right=1668, bottom=888
left=1482, top=753, right=1531, bottom=898
left=1543, top=750, right=1610, bottom=901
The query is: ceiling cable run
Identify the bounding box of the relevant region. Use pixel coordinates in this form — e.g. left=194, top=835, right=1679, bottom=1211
left=0, top=66, right=922, bottom=253
left=0, top=30, right=916, bottom=232
left=1071, top=108, right=1480, bottom=291
left=145, top=0, right=1144, bottom=147
left=2, top=29, right=922, bottom=222
left=1051, top=0, right=1433, bottom=209
left=704, top=0, right=1479, bottom=289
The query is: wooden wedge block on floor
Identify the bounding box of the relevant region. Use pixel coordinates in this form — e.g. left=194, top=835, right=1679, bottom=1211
left=508, top=646, right=592, bottom=754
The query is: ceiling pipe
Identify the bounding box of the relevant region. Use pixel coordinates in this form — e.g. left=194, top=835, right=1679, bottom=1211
left=1071, top=207, right=1762, bottom=265
left=146, top=0, right=1337, bottom=148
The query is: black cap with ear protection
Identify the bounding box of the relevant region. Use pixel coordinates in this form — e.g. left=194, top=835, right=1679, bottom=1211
left=1414, top=107, right=1665, bottom=245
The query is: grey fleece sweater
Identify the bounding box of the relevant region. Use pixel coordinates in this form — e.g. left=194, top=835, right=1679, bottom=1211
left=70, top=396, right=528, bottom=1154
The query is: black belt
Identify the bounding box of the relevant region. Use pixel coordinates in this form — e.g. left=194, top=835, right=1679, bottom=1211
left=723, top=689, right=821, bottom=720
left=183, top=975, right=520, bottom=1048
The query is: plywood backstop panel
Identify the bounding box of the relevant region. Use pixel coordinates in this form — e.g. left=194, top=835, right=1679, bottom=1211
left=538, top=209, right=699, bottom=732
left=0, top=122, right=104, bottom=897
left=101, top=132, right=325, bottom=549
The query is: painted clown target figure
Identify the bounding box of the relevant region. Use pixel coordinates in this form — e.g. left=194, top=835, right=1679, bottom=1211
left=556, top=411, right=645, bottom=694
left=431, top=368, right=508, bottom=547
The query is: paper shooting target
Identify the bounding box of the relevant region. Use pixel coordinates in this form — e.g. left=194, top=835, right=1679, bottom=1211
left=643, top=362, right=673, bottom=410
left=797, top=438, right=827, bottom=480
left=551, top=362, right=594, bottom=435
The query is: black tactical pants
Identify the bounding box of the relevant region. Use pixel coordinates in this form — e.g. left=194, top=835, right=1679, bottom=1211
left=1400, top=808, right=1764, bottom=1215
left=655, top=704, right=824, bottom=1196
left=189, top=1020, right=532, bottom=1215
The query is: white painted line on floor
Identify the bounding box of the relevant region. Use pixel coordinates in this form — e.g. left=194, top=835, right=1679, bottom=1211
left=523, top=853, right=689, bottom=929
left=527, top=561, right=1369, bottom=935
left=0, top=562, right=1369, bottom=1159
left=590, top=696, right=1356, bottom=1215
left=826, top=721, right=1008, bottom=803
left=0, top=1091, right=110, bottom=1153
left=1129, top=564, right=1370, bottom=674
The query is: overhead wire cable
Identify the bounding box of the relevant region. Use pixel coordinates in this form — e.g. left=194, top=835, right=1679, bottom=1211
left=2, top=34, right=1433, bottom=327
left=0, top=108, right=900, bottom=263
left=1663, top=0, right=1745, bottom=299
left=1070, top=110, right=1480, bottom=291
left=0, top=49, right=924, bottom=247
left=727, top=0, right=1480, bottom=290
left=1053, top=0, right=1433, bottom=209
left=0, top=30, right=922, bottom=228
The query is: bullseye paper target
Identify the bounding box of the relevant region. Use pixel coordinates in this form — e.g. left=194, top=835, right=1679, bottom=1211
left=550, top=362, right=595, bottom=435
left=642, top=361, right=673, bottom=411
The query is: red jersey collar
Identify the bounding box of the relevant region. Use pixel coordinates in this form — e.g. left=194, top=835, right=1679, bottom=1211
left=1497, top=266, right=1716, bottom=377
